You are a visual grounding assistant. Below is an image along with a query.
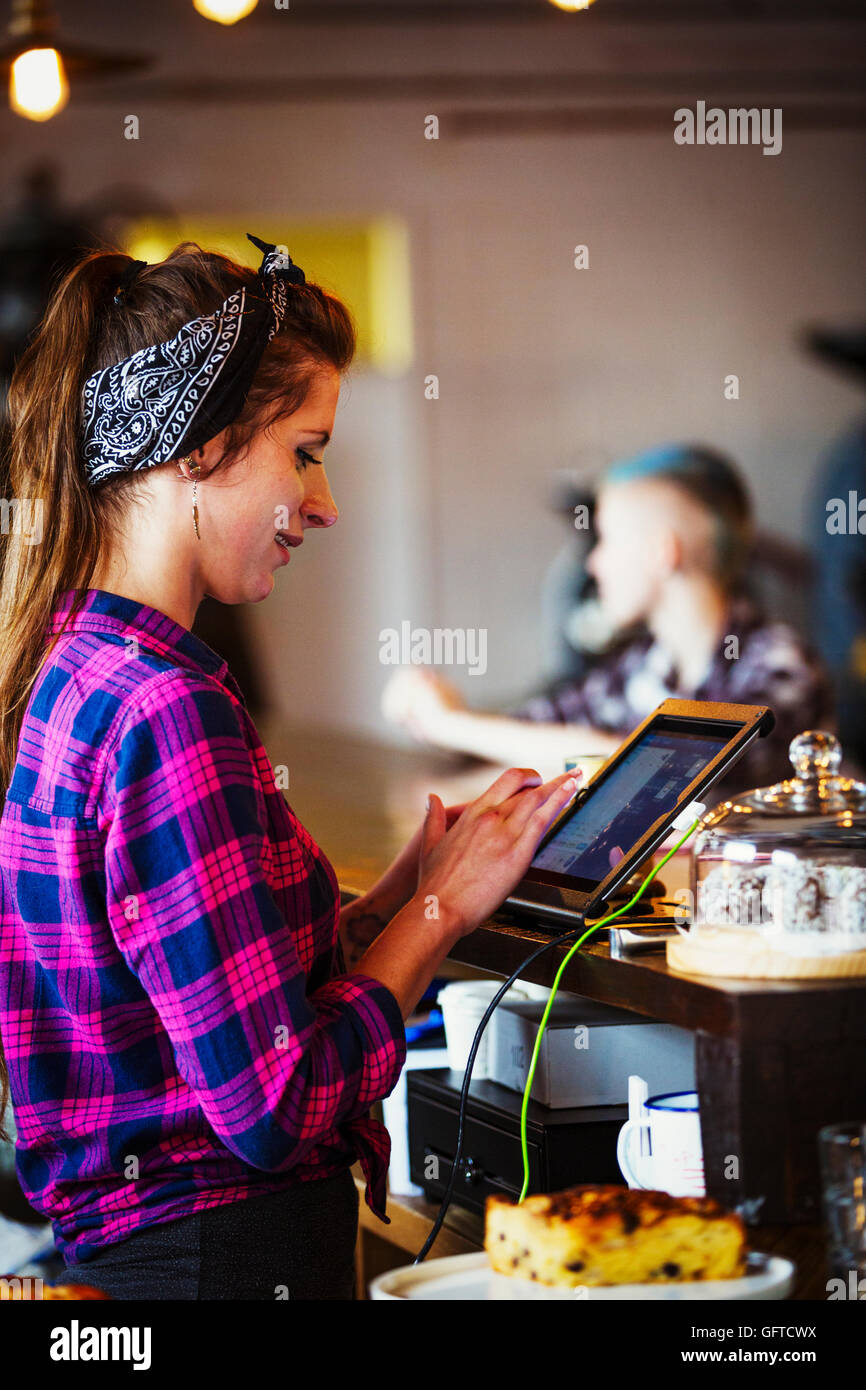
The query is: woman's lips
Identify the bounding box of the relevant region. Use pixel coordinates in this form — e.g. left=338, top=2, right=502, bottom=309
left=274, top=531, right=301, bottom=563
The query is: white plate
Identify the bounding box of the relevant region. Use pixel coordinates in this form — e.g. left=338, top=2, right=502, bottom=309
left=369, top=1250, right=795, bottom=1301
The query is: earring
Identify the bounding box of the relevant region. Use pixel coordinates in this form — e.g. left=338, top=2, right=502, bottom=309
left=178, top=455, right=202, bottom=541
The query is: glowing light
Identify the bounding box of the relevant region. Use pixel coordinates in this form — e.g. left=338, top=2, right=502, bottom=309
left=9, top=47, right=69, bottom=121
left=193, top=0, right=259, bottom=24
left=548, top=0, right=596, bottom=11
left=723, top=841, right=757, bottom=863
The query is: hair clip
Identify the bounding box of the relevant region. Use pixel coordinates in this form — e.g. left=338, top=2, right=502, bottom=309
left=113, top=259, right=148, bottom=305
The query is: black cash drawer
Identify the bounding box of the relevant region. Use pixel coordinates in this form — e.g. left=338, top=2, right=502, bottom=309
left=407, top=1067, right=627, bottom=1217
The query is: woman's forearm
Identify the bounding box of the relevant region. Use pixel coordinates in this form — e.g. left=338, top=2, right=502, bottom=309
left=427, top=708, right=620, bottom=770
left=355, top=893, right=463, bottom=1019
left=339, top=887, right=393, bottom=973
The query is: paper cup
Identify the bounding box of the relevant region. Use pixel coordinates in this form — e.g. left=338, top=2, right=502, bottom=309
left=438, top=980, right=529, bottom=1079
left=564, top=754, right=607, bottom=783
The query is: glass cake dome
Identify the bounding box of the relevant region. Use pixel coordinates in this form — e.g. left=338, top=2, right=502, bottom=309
left=690, top=731, right=866, bottom=957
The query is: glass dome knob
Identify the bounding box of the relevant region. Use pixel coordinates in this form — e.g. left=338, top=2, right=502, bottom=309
left=788, top=730, right=842, bottom=780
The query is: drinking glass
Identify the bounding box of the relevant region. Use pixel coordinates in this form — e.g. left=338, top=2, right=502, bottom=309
left=819, top=1121, right=866, bottom=1294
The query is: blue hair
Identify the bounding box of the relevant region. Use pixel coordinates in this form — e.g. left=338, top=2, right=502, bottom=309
left=605, top=443, right=736, bottom=488
left=602, top=443, right=753, bottom=588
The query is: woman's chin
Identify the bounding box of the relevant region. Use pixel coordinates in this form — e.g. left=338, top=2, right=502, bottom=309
left=207, top=557, right=287, bottom=605
left=218, top=574, right=277, bottom=606
left=602, top=597, right=643, bottom=629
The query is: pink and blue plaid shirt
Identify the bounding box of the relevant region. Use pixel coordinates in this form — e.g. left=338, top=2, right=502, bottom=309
left=0, top=588, right=406, bottom=1265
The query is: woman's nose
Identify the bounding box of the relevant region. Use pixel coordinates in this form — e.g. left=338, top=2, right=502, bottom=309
left=301, top=476, right=338, bottom=529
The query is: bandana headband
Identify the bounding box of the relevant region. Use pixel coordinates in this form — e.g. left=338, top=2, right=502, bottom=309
left=81, top=232, right=306, bottom=488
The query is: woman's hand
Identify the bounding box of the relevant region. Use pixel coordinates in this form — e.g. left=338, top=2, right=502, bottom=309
left=365, top=798, right=468, bottom=923
left=412, top=766, right=583, bottom=939
left=381, top=668, right=467, bottom=742
left=353, top=766, right=583, bottom=1016
left=338, top=799, right=467, bottom=970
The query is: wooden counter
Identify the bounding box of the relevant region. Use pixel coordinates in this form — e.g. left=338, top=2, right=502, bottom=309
left=352, top=1174, right=831, bottom=1300
left=450, top=911, right=866, bottom=1226
left=259, top=723, right=856, bottom=1296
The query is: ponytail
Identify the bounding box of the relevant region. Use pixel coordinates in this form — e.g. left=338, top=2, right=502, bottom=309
left=0, top=254, right=131, bottom=787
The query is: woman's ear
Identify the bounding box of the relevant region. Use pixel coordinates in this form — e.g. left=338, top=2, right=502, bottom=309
left=666, top=527, right=685, bottom=575
left=651, top=521, right=683, bottom=585
left=195, top=430, right=231, bottom=479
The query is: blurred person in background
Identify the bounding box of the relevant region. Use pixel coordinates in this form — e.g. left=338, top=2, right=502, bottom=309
left=383, top=444, right=831, bottom=798
left=805, top=327, right=866, bottom=771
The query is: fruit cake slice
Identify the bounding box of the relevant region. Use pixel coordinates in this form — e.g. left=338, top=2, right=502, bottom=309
left=485, top=1185, right=746, bottom=1287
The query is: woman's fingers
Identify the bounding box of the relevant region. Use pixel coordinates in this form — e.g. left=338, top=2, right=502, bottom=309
left=499, top=769, right=581, bottom=835
left=420, top=792, right=448, bottom=862
left=471, top=766, right=543, bottom=814
left=514, top=773, right=582, bottom=848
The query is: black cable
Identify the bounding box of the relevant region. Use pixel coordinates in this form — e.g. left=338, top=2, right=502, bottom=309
left=412, top=923, right=584, bottom=1264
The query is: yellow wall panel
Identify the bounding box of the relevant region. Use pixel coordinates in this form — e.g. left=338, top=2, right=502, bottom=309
left=123, top=218, right=412, bottom=373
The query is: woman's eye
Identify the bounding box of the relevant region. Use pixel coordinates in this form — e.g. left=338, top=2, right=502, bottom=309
left=295, top=447, right=321, bottom=471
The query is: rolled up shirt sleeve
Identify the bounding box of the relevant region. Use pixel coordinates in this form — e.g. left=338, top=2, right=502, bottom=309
left=99, top=670, right=406, bottom=1174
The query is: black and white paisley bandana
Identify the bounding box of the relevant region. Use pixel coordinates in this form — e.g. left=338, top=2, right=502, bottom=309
left=81, top=232, right=306, bottom=487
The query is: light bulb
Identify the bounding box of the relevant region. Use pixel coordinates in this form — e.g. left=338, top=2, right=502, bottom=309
left=548, top=0, right=596, bottom=10
left=193, top=0, right=259, bottom=23
left=9, top=47, right=69, bottom=122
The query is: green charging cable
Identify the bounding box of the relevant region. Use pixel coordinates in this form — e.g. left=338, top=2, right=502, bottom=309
left=517, top=817, right=701, bottom=1204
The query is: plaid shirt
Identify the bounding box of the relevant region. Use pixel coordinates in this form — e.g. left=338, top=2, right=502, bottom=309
left=0, top=588, right=406, bottom=1265
left=512, top=596, right=832, bottom=797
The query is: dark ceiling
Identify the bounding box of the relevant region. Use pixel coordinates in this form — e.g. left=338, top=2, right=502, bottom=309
left=1, top=1, right=861, bottom=126
left=34, top=0, right=866, bottom=30
left=261, top=0, right=866, bottom=19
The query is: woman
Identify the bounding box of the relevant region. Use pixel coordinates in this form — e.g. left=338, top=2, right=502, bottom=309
left=383, top=444, right=830, bottom=797
left=0, top=236, right=580, bottom=1300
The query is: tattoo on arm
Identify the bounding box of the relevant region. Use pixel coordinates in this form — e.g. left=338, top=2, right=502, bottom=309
left=339, top=902, right=388, bottom=972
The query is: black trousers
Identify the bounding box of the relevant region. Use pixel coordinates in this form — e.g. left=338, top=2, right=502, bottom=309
left=54, top=1169, right=359, bottom=1301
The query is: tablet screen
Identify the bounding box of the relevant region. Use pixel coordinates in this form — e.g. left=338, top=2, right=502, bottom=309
left=531, top=725, right=730, bottom=887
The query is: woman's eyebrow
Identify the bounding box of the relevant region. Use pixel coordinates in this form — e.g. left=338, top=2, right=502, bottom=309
left=302, top=429, right=331, bottom=445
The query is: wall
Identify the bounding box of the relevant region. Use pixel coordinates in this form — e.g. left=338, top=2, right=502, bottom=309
left=1, top=3, right=863, bottom=733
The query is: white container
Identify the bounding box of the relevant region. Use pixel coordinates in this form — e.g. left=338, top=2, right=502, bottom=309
left=437, top=980, right=529, bottom=1079
left=690, top=731, right=866, bottom=963
left=382, top=1045, right=451, bottom=1197
left=489, top=997, right=695, bottom=1108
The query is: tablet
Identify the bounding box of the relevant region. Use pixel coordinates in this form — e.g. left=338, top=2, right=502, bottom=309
left=504, top=699, right=775, bottom=927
